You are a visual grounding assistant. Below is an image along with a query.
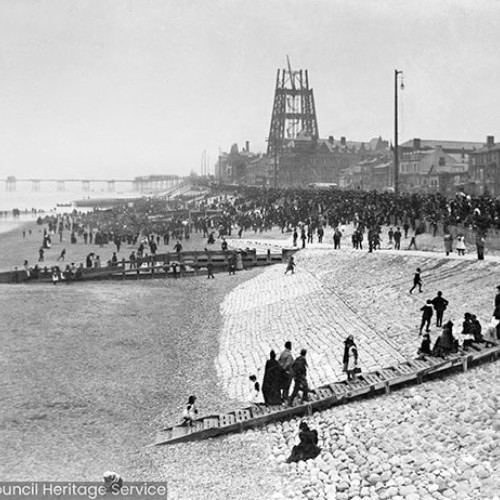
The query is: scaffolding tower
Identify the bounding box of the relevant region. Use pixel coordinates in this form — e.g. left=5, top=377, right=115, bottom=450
left=267, top=57, right=319, bottom=158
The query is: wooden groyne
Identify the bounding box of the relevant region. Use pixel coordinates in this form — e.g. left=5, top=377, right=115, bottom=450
left=153, top=341, right=500, bottom=446
left=0, top=248, right=297, bottom=284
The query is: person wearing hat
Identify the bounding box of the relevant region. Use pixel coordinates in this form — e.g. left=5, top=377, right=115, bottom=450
left=103, top=471, right=123, bottom=493
left=343, top=334, right=359, bottom=381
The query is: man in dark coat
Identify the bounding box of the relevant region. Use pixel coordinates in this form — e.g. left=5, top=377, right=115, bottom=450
left=419, top=300, right=433, bottom=334
left=431, top=291, right=449, bottom=327
left=262, top=350, right=285, bottom=406
left=394, top=228, right=402, bottom=250
left=409, top=267, right=423, bottom=294
left=287, top=349, right=310, bottom=406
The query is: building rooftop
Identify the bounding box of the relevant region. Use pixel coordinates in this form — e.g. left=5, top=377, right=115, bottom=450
left=400, top=139, right=485, bottom=151
left=475, top=143, right=500, bottom=153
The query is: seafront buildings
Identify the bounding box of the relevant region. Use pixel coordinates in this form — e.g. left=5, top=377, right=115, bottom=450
left=215, top=61, right=496, bottom=196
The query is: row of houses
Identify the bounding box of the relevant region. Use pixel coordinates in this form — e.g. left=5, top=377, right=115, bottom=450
left=215, top=135, right=390, bottom=188
left=215, top=135, right=500, bottom=196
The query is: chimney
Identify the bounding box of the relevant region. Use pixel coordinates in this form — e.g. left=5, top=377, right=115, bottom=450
left=413, top=138, right=421, bottom=150
left=245, top=141, right=250, bottom=152
left=487, top=136, right=495, bottom=148
left=340, top=136, right=346, bottom=146
left=328, top=135, right=334, bottom=144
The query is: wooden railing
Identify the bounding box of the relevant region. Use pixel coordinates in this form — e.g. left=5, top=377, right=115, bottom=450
left=0, top=248, right=298, bottom=284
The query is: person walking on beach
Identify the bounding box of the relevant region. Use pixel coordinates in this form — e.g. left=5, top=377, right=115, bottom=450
left=284, top=256, right=296, bottom=275
left=333, top=227, right=342, bottom=249
left=444, top=233, right=453, bottom=256
left=409, top=267, right=423, bottom=294
left=456, top=234, right=466, bottom=256
left=476, top=234, right=485, bottom=260
left=57, top=248, right=66, bottom=262
left=129, top=251, right=137, bottom=269
left=394, top=227, right=402, bottom=250
left=431, top=291, right=449, bottom=327
left=300, top=228, right=307, bottom=249
left=292, top=228, right=298, bottom=247
left=343, top=334, right=359, bottom=381
left=38, top=247, right=44, bottom=262
left=262, top=350, right=285, bottom=406
left=206, top=259, right=215, bottom=279
left=408, top=231, right=418, bottom=250
left=279, top=341, right=294, bottom=401
left=388, top=227, right=394, bottom=245
left=403, top=222, right=410, bottom=238
left=287, top=349, right=310, bottom=406
left=419, top=300, right=433, bottom=335
left=174, top=240, right=183, bottom=254
left=317, top=225, right=324, bottom=243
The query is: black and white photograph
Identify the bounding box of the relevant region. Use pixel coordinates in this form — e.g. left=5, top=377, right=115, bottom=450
left=1, top=1, right=500, bottom=499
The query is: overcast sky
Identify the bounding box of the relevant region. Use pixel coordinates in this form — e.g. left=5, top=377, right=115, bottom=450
left=0, top=0, right=499, bottom=180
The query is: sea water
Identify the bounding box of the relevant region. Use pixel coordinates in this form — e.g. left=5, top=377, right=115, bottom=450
left=0, top=180, right=136, bottom=214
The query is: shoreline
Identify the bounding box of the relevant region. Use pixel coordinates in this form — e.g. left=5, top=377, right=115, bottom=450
left=0, top=219, right=34, bottom=237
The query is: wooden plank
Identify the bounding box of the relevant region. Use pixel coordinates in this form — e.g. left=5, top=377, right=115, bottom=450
left=219, top=414, right=236, bottom=427
left=409, top=359, right=431, bottom=369
left=359, top=372, right=383, bottom=385
left=203, top=418, right=220, bottom=430
left=315, top=387, right=334, bottom=400
left=190, top=420, right=205, bottom=433
left=307, top=392, right=321, bottom=402
left=171, top=426, right=189, bottom=438
left=234, top=409, right=252, bottom=422
left=329, top=383, right=349, bottom=396
left=376, top=368, right=398, bottom=380
left=248, top=404, right=268, bottom=417
left=395, top=363, right=415, bottom=374
left=390, top=364, right=413, bottom=376
left=153, top=346, right=500, bottom=447
left=469, top=342, right=487, bottom=352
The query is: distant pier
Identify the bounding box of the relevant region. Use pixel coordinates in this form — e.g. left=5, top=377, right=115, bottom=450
left=3, top=175, right=182, bottom=193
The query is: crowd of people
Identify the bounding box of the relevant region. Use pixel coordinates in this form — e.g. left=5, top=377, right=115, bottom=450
left=417, top=287, right=500, bottom=359
left=14, top=181, right=500, bottom=282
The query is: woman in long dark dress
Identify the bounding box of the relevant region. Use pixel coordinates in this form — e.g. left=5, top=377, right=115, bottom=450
left=262, top=350, right=285, bottom=405
left=432, top=320, right=456, bottom=357
left=286, top=421, right=321, bottom=463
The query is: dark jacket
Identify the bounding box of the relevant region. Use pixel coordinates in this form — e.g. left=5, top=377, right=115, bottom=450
left=421, top=305, right=433, bottom=319
left=431, top=296, right=449, bottom=312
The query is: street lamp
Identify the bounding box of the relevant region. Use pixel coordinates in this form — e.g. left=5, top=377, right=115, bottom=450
left=394, top=69, right=404, bottom=196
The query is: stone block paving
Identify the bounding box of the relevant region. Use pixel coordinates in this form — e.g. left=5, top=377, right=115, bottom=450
left=215, top=256, right=406, bottom=402
left=218, top=230, right=500, bottom=403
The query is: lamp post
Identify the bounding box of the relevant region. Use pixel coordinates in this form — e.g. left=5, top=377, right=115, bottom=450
left=394, top=69, right=404, bottom=196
